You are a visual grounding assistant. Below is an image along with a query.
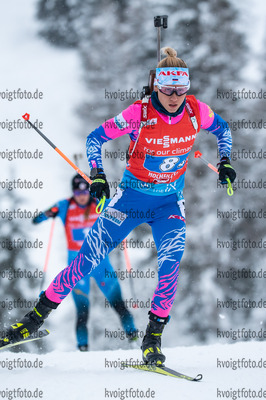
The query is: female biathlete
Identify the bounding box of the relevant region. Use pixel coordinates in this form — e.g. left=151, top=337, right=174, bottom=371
left=3, top=47, right=236, bottom=365
left=33, top=174, right=137, bottom=351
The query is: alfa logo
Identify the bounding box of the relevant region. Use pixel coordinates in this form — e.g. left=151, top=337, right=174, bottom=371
left=158, top=71, right=188, bottom=76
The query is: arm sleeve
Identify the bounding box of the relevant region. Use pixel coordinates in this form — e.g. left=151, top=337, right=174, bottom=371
left=33, top=199, right=69, bottom=225
left=198, top=100, right=232, bottom=160
left=33, top=211, right=50, bottom=224
left=86, top=103, right=141, bottom=170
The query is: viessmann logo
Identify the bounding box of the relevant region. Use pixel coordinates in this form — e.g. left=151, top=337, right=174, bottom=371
left=145, top=134, right=196, bottom=148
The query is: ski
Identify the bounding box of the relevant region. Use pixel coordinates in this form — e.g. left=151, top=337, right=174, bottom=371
left=0, top=329, right=50, bottom=350
left=123, top=362, right=203, bottom=381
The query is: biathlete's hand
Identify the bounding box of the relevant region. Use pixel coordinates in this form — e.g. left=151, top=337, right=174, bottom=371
left=32, top=206, right=59, bottom=224
left=217, top=157, right=236, bottom=184
left=90, top=168, right=110, bottom=199
left=44, top=206, right=59, bottom=219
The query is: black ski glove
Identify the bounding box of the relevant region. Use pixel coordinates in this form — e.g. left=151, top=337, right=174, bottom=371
left=90, top=168, right=110, bottom=199
left=217, top=157, right=236, bottom=184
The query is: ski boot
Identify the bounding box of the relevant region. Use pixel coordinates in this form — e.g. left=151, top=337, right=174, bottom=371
left=1, top=292, right=59, bottom=346
left=78, top=344, right=89, bottom=352
left=126, top=328, right=139, bottom=343
left=112, top=299, right=138, bottom=343
left=141, top=311, right=169, bottom=366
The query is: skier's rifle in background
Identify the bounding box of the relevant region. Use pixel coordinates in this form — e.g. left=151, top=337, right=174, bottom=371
left=141, top=15, right=168, bottom=99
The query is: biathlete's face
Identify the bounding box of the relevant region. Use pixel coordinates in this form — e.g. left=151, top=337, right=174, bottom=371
left=155, top=84, right=189, bottom=113
left=73, top=190, right=90, bottom=206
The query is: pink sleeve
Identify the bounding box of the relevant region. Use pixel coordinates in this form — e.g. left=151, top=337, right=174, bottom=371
left=103, top=102, right=142, bottom=140
left=197, top=100, right=215, bottom=129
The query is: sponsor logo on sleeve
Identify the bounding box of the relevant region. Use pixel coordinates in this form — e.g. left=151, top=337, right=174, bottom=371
left=103, top=207, right=127, bottom=226
left=114, top=113, right=129, bottom=130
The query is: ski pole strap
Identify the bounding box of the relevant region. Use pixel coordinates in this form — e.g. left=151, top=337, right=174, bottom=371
left=96, top=195, right=106, bottom=214
left=226, top=177, right=233, bottom=196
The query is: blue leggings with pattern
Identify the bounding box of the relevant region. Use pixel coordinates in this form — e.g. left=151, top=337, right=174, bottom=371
left=46, top=187, right=186, bottom=319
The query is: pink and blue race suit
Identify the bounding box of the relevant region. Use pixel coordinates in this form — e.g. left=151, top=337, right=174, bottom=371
left=45, top=94, right=232, bottom=319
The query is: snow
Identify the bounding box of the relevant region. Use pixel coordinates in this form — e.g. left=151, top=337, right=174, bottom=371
left=0, top=341, right=265, bottom=399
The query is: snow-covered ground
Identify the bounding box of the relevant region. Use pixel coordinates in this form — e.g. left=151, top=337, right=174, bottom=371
left=1, top=2, right=266, bottom=400
left=0, top=341, right=265, bottom=400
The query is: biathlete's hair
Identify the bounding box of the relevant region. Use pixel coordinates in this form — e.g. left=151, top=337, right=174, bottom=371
left=157, top=47, right=188, bottom=69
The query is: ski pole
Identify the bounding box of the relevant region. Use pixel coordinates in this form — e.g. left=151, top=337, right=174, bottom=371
left=22, top=113, right=106, bottom=213
left=40, top=218, right=56, bottom=292
left=194, top=151, right=233, bottom=196
left=122, top=239, right=137, bottom=306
